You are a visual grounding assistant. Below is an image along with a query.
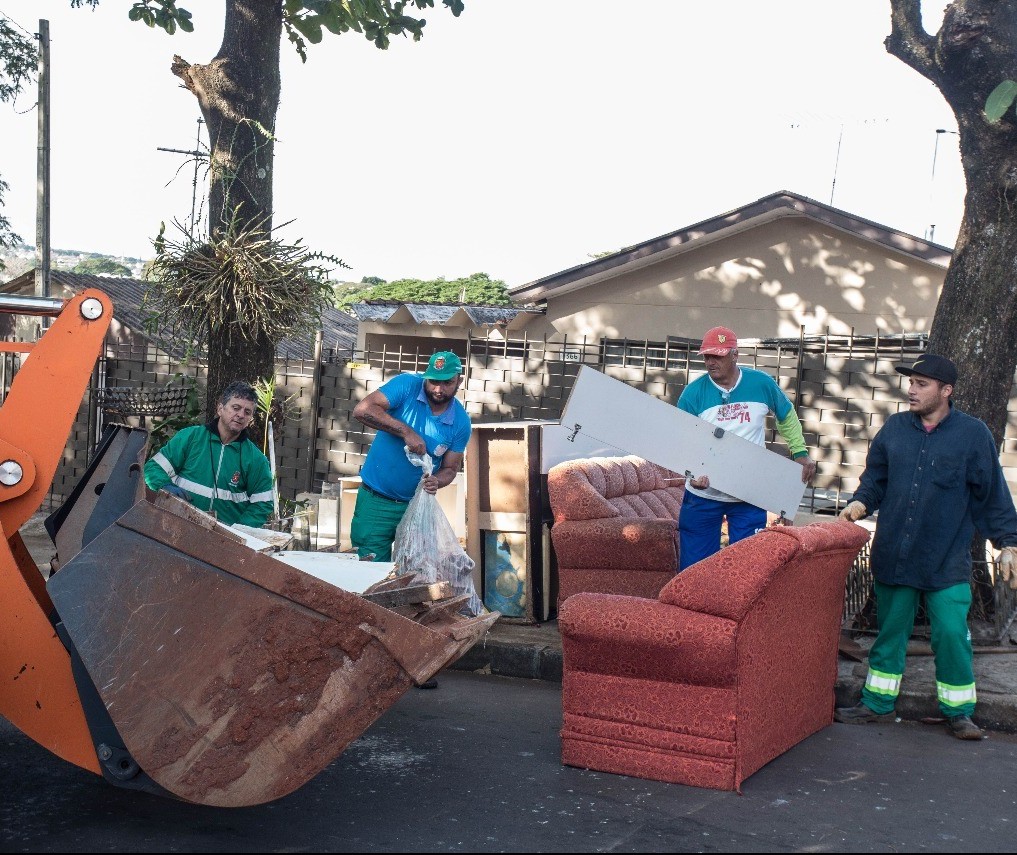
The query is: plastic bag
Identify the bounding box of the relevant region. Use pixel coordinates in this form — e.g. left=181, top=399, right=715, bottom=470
left=393, top=450, right=484, bottom=616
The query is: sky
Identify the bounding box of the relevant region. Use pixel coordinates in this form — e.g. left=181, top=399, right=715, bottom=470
left=0, top=1, right=965, bottom=289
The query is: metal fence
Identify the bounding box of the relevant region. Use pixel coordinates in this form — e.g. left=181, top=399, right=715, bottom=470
left=6, top=324, right=1017, bottom=641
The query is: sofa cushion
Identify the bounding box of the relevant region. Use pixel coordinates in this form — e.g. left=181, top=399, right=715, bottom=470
left=548, top=455, right=684, bottom=523
left=560, top=594, right=738, bottom=686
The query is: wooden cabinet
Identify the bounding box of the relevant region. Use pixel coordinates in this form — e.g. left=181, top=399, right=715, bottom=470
left=465, top=422, right=552, bottom=623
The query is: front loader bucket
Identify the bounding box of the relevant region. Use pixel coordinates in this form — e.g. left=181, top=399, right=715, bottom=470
left=47, top=493, right=497, bottom=807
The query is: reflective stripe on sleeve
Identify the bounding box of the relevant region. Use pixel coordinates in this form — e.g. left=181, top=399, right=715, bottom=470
left=153, top=452, right=176, bottom=478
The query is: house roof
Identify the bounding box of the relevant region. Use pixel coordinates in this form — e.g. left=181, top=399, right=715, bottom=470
left=508, top=190, right=954, bottom=304
left=1, top=270, right=358, bottom=360
left=349, top=300, right=544, bottom=330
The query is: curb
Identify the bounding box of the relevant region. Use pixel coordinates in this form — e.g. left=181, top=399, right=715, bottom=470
left=450, top=634, right=562, bottom=682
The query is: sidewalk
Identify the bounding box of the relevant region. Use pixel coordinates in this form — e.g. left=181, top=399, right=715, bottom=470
left=450, top=617, right=1017, bottom=735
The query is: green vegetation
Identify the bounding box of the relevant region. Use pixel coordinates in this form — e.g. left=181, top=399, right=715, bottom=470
left=72, top=256, right=133, bottom=276
left=335, top=272, right=511, bottom=310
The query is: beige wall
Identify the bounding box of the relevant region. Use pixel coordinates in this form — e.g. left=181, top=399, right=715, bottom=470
left=522, top=217, right=945, bottom=342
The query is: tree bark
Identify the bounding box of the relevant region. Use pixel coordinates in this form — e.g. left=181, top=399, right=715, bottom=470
left=887, top=0, right=1017, bottom=449
left=170, top=0, right=283, bottom=414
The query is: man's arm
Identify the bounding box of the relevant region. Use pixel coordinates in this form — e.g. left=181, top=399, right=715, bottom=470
left=422, top=450, right=464, bottom=495
left=144, top=427, right=192, bottom=492
left=353, top=389, right=426, bottom=454
left=775, top=409, right=816, bottom=484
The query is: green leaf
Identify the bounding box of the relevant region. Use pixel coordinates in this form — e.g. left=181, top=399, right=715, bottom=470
left=985, top=80, right=1017, bottom=124
left=320, top=11, right=346, bottom=34
left=291, top=16, right=324, bottom=43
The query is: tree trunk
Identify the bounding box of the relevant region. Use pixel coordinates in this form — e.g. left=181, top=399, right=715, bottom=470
left=169, top=0, right=282, bottom=414
left=172, top=0, right=282, bottom=236
left=887, top=0, right=1017, bottom=449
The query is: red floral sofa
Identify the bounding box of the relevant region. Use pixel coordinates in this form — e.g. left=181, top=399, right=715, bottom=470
left=558, top=519, right=870, bottom=792
left=548, top=455, right=685, bottom=609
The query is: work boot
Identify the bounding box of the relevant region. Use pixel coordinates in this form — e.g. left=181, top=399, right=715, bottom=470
left=834, top=702, right=895, bottom=724
left=946, top=714, right=986, bottom=740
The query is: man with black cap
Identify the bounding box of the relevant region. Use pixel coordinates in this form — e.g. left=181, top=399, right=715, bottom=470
left=350, top=350, right=472, bottom=564
left=836, top=354, right=1017, bottom=740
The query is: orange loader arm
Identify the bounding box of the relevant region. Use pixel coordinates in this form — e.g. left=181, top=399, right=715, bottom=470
left=0, top=289, right=112, bottom=775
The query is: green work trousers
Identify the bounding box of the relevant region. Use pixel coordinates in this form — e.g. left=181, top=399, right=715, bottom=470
left=862, top=580, right=976, bottom=718
left=349, top=486, right=409, bottom=562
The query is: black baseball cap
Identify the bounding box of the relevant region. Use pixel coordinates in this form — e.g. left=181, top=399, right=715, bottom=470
left=896, top=353, right=958, bottom=385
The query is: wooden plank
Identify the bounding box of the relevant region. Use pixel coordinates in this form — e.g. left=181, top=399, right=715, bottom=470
left=361, top=581, right=454, bottom=608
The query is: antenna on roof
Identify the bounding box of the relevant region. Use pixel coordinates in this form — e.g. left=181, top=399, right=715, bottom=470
left=157, top=117, right=208, bottom=236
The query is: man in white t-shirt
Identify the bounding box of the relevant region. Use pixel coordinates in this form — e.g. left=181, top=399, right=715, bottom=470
left=676, top=326, right=816, bottom=571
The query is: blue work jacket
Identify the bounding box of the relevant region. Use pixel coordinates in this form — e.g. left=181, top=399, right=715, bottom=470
left=853, top=405, right=1017, bottom=591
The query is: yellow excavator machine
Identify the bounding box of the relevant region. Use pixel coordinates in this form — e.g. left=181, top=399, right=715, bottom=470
left=0, top=290, right=497, bottom=807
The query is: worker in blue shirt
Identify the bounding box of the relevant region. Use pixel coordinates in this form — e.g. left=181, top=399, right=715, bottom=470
left=350, top=351, right=472, bottom=563
left=836, top=354, right=1017, bottom=740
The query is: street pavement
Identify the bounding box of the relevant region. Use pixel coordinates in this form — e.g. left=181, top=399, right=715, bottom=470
left=4, top=670, right=1017, bottom=853
left=8, top=511, right=1017, bottom=851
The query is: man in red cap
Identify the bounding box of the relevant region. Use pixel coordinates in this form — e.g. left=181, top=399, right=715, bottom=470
left=677, top=326, right=816, bottom=571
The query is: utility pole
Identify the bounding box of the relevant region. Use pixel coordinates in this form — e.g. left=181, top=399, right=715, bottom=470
left=34, top=19, right=50, bottom=300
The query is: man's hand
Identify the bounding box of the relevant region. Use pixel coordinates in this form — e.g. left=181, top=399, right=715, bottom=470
left=689, top=474, right=710, bottom=490
left=998, top=546, right=1017, bottom=591
left=161, top=484, right=190, bottom=502
left=839, top=500, right=868, bottom=522
left=796, top=455, right=817, bottom=484
left=421, top=468, right=454, bottom=495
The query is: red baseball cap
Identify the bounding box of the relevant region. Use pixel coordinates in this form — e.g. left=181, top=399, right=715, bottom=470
left=698, top=326, right=737, bottom=356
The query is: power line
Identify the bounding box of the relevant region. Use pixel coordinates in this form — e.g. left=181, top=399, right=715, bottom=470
left=0, top=6, right=35, bottom=37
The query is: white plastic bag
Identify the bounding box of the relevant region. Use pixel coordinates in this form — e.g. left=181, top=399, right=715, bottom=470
left=393, top=450, right=484, bottom=615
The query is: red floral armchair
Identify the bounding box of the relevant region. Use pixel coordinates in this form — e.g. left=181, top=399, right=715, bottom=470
left=559, top=519, right=870, bottom=792
left=548, top=455, right=685, bottom=609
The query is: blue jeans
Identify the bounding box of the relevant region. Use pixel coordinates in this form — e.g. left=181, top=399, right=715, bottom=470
left=678, top=490, right=766, bottom=571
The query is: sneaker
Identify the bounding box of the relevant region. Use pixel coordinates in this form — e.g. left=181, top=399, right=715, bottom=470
left=834, top=702, right=896, bottom=724
left=946, top=714, right=986, bottom=740
left=415, top=678, right=438, bottom=690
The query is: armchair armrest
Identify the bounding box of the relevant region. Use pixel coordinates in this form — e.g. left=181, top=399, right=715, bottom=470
left=551, top=517, right=678, bottom=571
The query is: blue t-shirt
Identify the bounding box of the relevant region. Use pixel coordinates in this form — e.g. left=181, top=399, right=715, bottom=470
left=359, top=373, right=472, bottom=502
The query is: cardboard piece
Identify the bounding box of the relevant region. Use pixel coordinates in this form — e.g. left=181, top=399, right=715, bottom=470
left=558, top=365, right=807, bottom=518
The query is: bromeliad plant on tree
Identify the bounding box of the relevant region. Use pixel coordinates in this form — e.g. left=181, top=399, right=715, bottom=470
left=144, top=212, right=348, bottom=437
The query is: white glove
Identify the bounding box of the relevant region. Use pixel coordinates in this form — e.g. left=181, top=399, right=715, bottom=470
left=998, top=546, right=1017, bottom=591
left=839, top=500, right=868, bottom=522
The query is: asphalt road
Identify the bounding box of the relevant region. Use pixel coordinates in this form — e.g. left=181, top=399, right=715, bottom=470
left=3, top=671, right=1017, bottom=853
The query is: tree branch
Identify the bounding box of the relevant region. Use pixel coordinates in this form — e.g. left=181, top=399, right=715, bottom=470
left=886, top=0, right=938, bottom=83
